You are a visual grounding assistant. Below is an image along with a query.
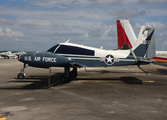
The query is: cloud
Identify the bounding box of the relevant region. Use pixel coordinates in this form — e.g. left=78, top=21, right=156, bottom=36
left=0, top=18, right=14, bottom=25
left=21, top=22, right=64, bottom=29
left=139, top=0, right=167, bottom=3
left=145, top=21, right=166, bottom=32
left=155, top=31, right=167, bottom=50
left=101, top=26, right=112, bottom=38
left=89, top=0, right=167, bottom=6
left=83, top=33, right=89, bottom=37
left=90, top=0, right=118, bottom=5
left=30, top=0, right=69, bottom=8
left=0, top=0, right=167, bottom=51
left=112, top=8, right=146, bottom=19
left=0, top=27, right=24, bottom=37
left=14, top=38, right=26, bottom=41
left=30, top=0, right=91, bottom=8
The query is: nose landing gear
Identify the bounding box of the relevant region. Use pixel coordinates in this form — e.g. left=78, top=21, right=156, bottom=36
left=17, top=64, right=78, bottom=85
left=18, top=63, right=26, bottom=79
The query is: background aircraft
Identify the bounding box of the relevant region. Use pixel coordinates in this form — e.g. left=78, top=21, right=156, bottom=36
left=117, top=19, right=136, bottom=50
left=17, top=21, right=155, bottom=83
left=117, top=19, right=167, bottom=66
left=0, top=51, right=17, bottom=59
left=15, top=51, right=26, bottom=57
left=156, top=51, right=167, bottom=58
left=0, top=51, right=26, bottom=59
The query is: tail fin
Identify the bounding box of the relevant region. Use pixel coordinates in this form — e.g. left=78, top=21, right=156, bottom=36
left=117, top=19, right=137, bottom=49
left=132, top=26, right=155, bottom=58
left=117, top=19, right=155, bottom=58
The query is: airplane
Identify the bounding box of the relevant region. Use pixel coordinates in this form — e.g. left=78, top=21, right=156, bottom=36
left=117, top=19, right=137, bottom=50
left=117, top=19, right=167, bottom=66
left=151, top=57, right=167, bottom=66
left=17, top=21, right=155, bottom=84
left=0, top=51, right=26, bottom=59
left=156, top=51, right=167, bottom=58
left=15, top=51, right=26, bottom=57
left=0, top=51, right=17, bottom=59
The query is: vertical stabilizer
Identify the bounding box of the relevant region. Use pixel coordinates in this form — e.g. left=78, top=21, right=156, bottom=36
left=132, top=27, right=155, bottom=57
left=117, top=19, right=137, bottom=49
left=145, top=27, right=155, bottom=59
left=135, top=26, right=148, bottom=46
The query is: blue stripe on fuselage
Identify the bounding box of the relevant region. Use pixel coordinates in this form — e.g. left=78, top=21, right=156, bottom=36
left=57, top=54, right=136, bottom=67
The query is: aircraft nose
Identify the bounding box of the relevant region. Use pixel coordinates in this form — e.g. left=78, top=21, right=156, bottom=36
left=18, top=52, right=72, bottom=67
left=18, top=54, right=22, bottom=61
left=18, top=53, right=33, bottom=63
left=18, top=54, right=26, bottom=62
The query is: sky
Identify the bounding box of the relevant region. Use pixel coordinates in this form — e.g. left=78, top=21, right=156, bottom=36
left=0, top=0, right=167, bottom=51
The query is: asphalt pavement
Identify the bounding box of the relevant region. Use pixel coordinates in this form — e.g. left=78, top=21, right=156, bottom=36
left=0, top=59, right=167, bottom=120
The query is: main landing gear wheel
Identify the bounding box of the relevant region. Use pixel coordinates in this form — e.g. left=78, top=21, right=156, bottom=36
left=61, top=67, right=78, bottom=84
left=70, top=67, right=78, bottom=78
left=18, top=73, right=26, bottom=79
left=61, top=74, right=71, bottom=84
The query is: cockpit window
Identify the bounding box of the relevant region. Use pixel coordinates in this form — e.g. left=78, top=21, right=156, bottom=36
left=47, top=44, right=59, bottom=53
left=56, top=45, right=94, bottom=56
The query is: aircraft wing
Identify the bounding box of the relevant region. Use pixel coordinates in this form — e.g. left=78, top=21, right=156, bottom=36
left=151, top=57, right=167, bottom=67
left=70, top=62, right=88, bottom=68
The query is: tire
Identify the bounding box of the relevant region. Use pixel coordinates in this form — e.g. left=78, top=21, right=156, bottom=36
left=18, top=73, right=26, bottom=79
left=61, top=74, right=71, bottom=83
left=70, top=71, right=77, bottom=78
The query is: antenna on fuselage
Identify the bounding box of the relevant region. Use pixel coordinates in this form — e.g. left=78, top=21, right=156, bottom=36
left=65, top=39, right=70, bottom=43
